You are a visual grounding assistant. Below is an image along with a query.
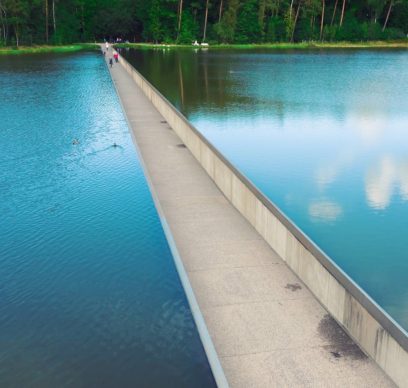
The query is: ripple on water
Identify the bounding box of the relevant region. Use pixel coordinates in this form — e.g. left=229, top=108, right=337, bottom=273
left=0, top=52, right=215, bottom=387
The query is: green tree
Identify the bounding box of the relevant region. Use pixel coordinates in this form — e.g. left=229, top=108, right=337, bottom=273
left=4, top=0, right=29, bottom=46
left=214, top=0, right=239, bottom=42
left=0, top=0, right=407, bottom=46
left=235, top=0, right=260, bottom=43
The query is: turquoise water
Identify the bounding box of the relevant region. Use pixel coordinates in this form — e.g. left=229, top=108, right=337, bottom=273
left=123, top=48, right=408, bottom=332
left=0, top=52, right=215, bottom=387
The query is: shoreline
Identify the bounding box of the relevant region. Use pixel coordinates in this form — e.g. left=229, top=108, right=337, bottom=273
left=1, top=41, right=406, bottom=55
left=0, top=44, right=98, bottom=55
left=116, top=40, right=408, bottom=50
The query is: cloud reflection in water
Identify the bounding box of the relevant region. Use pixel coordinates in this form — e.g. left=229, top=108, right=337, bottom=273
left=365, top=156, right=408, bottom=210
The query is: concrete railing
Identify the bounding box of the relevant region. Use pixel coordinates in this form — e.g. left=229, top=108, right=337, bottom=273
left=118, top=53, right=408, bottom=388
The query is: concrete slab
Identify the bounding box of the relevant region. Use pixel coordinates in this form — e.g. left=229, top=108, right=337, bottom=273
left=188, top=264, right=311, bottom=307
left=179, top=240, right=281, bottom=271
left=221, top=346, right=393, bottom=388
left=202, top=299, right=332, bottom=355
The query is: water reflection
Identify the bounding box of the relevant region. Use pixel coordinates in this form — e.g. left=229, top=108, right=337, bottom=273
left=123, top=48, right=408, bottom=331
left=309, top=200, right=343, bottom=222
left=365, top=156, right=408, bottom=210
left=315, top=150, right=355, bottom=191
left=0, top=52, right=215, bottom=387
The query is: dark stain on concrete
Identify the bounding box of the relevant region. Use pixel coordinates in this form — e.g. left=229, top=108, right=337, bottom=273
left=160, top=120, right=167, bottom=124
left=330, top=351, right=341, bottom=358
left=319, top=314, right=367, bottom=361
left=285, top=283, right=302, bottom=291
left=176, top=143, right=187, bottom=148
left=373, top=326, right=388, bottom=360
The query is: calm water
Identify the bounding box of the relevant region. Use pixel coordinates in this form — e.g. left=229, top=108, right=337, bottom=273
left=0, top=52, right=215, bottom=387
left=123, top=48, right=408, bottom=332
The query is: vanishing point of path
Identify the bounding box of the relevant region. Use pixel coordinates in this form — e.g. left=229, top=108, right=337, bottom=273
left=103, top=48, right=395, bottom=387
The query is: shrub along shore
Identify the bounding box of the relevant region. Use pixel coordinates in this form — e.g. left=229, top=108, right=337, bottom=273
left=116, top=40, right=408, bottom=50
left=0, top=44, right=98, bottom=55
left=0, top=41, right=406, bottom=56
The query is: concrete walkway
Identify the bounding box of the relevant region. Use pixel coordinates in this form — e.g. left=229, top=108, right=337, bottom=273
left=103, top=48, right=394, bottom=387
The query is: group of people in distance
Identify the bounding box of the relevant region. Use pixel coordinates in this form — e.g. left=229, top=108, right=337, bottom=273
left=104, top=41, right=119, bottom=68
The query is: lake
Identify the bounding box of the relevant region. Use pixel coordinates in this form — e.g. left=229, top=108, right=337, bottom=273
left=122, top=47, right=408, bottom=332
left=0, top=52, right=215, bottom=387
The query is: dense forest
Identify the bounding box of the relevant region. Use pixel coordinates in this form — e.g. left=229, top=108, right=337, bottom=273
left=0, top=0, right=407, bottom=46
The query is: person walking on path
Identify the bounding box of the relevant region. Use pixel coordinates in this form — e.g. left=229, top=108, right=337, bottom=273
left=105, top=41, right=109, bottom=51
left=114, top=52, right=119, bottom=63
left=109, top=58, right=113, bottom=68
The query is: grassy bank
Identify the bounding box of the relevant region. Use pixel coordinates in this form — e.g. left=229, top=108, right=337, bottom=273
left=2, top=40, right=406, bottom=55
left=0, top=44, right=98, bottom=55
left=116, top=40, right=408, bottom=50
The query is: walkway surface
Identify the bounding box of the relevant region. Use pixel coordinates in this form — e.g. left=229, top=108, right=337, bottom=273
left=104, top=48, right=395, bottom=387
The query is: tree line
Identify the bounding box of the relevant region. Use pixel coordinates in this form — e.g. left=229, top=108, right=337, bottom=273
left=0, top=0, right=407, bottom=46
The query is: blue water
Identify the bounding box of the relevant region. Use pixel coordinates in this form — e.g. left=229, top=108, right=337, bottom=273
left=123, top=48, right=408, bottom=332
left=0, top=52, right=215, bottom=387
